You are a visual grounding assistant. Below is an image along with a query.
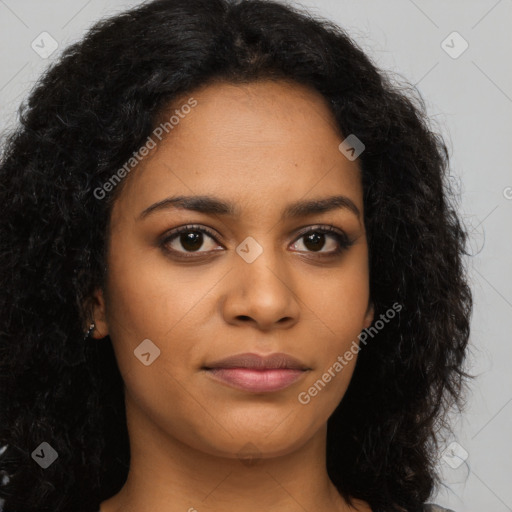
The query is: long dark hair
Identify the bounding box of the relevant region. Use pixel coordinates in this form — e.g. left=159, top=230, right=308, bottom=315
left=0, top=1, right=473, bottom=511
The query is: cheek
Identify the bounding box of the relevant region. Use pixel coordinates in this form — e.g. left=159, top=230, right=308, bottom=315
left=299, top=246, right=370, bottom=402
left=103, top=235, right=222, bottom=379
left=103, top=235, right=181, bottom=369
left=308, top=246, right=370, bottom=337
left=104, top=231, right=194, bottom=334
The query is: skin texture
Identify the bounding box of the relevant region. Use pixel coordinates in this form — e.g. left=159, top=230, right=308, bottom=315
left=94, top=79, right=374, bottom=512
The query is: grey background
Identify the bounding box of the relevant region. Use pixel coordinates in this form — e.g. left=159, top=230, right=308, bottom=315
left=1, top=1, right=511, bottom=510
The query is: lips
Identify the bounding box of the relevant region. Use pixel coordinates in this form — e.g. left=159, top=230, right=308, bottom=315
left=202, top=352, right=310, bottom=393
left=203, top=352, right=310, bottom=371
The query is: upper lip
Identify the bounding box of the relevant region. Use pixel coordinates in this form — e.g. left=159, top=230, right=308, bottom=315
left=203, top=352, right=310, bottom=370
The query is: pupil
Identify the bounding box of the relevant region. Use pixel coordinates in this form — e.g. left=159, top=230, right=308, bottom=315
left=304, top=232, right=325, bottom=252
left=181, top=231, right=202, bottom=251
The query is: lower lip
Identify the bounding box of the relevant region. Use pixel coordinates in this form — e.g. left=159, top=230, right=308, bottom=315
left=204, top=368, right=307, bottom=392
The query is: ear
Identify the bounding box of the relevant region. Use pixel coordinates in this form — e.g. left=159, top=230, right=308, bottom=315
left=363, top=300, right=374, bottom=330
left=88, top=287, right=109, bottom=339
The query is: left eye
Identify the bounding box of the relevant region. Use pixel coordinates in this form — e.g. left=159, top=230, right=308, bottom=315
left=161, top=224, right=352, bottom=258
left=290, top=227, right=351, bottom=254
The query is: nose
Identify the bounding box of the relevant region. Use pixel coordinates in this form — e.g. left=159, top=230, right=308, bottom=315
left=220, top=238, right=300, bottom=331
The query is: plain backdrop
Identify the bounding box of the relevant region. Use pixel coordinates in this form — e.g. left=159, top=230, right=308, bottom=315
left=0, top=1, right=511, bottom=510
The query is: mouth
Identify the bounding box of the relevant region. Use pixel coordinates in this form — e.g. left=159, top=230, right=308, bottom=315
left=202, top=352, right=310, bottom=393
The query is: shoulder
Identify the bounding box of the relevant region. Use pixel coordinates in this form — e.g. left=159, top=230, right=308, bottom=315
left=423, top=504, right=456, bottom=512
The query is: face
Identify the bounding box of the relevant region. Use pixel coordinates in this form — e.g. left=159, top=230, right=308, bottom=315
left=92, top=79, right=373, bottom=460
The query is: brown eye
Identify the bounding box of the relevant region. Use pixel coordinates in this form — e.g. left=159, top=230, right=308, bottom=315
left=303, top=232, right=327, bottom=252
left=177, top=231, right=204, bottom=252
left=160, top=224, right=353, bottom=261
left=290, top=226, right=354, bottom=256
left=161, top=225, right=223, bottom=257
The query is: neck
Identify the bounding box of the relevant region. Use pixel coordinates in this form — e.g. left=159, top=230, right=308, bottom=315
left=99, top=393, right=369, bottom=512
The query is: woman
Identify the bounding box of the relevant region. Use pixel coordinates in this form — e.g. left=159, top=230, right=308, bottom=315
left=0, top=0, right=472, bottom=511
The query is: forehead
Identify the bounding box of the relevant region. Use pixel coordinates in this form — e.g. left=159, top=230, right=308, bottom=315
left=111, top=79, right=363, bottom=222
left=167, top=78, right=344, bottom=147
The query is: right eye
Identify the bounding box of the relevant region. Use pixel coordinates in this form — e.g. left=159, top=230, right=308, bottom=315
left=160, top=224, right=224, bottom=258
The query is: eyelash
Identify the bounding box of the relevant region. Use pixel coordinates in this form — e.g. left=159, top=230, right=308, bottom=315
left=160, top=224, right=354, bottom=260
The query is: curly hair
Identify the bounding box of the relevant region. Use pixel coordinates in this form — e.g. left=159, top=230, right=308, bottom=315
left=0, top=0, right=473, bottom=511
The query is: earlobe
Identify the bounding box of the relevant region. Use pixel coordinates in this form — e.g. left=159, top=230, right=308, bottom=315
left=363, top=301, right=374, bottom=330
left=88, top=288, right=109, bottom=339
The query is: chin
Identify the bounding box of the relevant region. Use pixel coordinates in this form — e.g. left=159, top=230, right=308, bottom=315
left=192, top=425, right=314, bottom=461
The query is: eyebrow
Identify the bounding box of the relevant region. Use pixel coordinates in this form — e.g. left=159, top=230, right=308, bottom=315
left=138, top=194, right=360, bottom=220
